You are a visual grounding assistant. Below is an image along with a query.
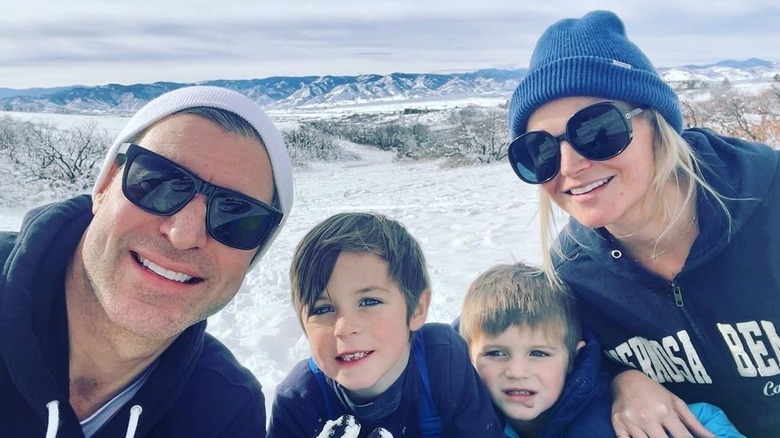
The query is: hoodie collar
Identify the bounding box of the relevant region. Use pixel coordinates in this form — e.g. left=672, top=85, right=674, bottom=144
left=540, top=332, right=609, bottom=436
left=560, top=129, right=779, bottom=276
left=0, top=195, right=93, bottom=427
left=0, top=195, right=208, bottom=436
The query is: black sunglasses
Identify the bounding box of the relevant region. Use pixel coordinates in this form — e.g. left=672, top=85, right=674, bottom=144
left=117, top=143, right=283, bottom=250
left=508, top=102, right=644, bottom=184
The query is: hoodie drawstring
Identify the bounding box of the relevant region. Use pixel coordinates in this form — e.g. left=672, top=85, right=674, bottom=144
left=43, top=400, right=142, bottom=438
left=45, top=400, right=60, bottom=438
left=125, top=405, right=142, bottom=438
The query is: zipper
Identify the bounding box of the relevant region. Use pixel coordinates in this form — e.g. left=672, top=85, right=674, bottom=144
left=671, top=282, right=684, bottom=307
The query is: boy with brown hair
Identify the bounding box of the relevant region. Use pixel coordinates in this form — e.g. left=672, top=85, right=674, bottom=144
left=460, top=262, right=742, bottom=438
left=268, top=212, right=501, bottom=437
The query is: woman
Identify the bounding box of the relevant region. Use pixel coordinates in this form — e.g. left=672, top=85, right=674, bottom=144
left=506, top=10, right=779, bottom=438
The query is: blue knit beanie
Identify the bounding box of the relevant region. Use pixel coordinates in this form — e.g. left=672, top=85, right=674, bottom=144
left=507, top=10, right=682, bottom=139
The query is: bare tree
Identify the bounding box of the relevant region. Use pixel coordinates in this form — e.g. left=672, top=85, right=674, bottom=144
left=0, top=118, right=111, bottom=188
left=681, top=84, right=779, bottom=147
left=283, top=123, right=357, bottom=164
left=446, top=106, right=508, bottom=163
left=753, top=86, right=780, bottom=145
left=681, top=100, right=701, bottom=128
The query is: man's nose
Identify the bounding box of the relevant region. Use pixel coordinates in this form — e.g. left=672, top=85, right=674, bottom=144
left=160, top=195, right=209, bottom=250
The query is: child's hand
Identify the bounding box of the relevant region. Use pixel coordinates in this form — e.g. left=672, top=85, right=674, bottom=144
left=366, top=427, right=393, bottom=437
left=315, top=415, right=394, bottom=438
left=315, top=415, right=360, bottom=438
left=611, top=370, right=715, bottom=438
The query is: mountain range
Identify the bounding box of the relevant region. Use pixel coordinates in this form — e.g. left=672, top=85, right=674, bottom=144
left=0, top=59, right=777, bottom=114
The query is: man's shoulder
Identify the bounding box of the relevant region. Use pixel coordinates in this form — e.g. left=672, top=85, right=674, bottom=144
left=0, top=232, right=17, bottom=265
left=148, top=333, right=266, bottom=435
left=0, top=196, right=92, bottom=267
left=274, top=357, right=321, bottom=401
left=190, top=333, right=263, bottom=396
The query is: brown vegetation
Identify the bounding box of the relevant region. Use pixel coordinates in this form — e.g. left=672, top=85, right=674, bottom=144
left=681, top=84, right=780, bottom=146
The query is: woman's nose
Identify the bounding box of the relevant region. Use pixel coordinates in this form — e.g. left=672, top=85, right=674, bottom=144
left=558, top=140, right=591, bottom=178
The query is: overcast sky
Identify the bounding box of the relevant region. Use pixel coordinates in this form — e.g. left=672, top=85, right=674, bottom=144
left=2, top=0, right=779, bottom=89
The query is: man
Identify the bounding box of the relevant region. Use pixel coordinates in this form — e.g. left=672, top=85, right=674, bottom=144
left=0, top=86, right=294, bottom=437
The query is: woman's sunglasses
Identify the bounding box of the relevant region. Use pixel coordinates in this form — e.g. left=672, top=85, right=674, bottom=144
left=507, top=102, right=644, bottom=184
left=117, top=143, right=283, bottom=250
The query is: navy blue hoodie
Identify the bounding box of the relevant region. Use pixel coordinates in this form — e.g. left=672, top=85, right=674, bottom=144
left=0, top=195, right=266, bottom=437
left=267, top=323, right=502, bottom=437
left=555, top=129, right=780, bottom=438
left=499, top=333, right=613, bottom=437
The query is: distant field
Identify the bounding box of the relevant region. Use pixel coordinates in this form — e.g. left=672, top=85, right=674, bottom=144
left=0, top=110, right=131, bottom=136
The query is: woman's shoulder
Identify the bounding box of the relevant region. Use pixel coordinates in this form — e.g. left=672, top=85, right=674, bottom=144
left=684, top=128, right=779, bottom=195
left=552, top=219, right=608, bottom=264
left=552, top=224, right=598, bottom=272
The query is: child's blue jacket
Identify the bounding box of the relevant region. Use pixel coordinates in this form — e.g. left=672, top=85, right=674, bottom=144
left=501, top=334, right=744, bottom=437
left=268, top=323, right=502, bottom=437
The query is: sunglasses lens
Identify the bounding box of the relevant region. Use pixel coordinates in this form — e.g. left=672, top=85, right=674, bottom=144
left=509, top=132, right=560, bottom=184
left=507, top=103, right=637, bottom=185
left=124, top=154, right=194, bottom=214
left=568, top=104, right=631, bottom=160
left=208, top=192, right=279, bottom=250
left=121, top=144, right=282, bottom=250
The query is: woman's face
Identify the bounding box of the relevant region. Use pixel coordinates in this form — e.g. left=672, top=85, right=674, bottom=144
left=529, top=96, right=656, bottom=229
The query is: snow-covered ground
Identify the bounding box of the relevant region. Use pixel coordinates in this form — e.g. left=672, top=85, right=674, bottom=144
left=0, top=110, right=543, bottom=417
left=0, top=110, right=131, bottom=131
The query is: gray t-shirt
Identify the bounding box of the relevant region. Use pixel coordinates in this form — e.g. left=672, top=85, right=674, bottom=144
left=80, top=361, right=156, bottom=437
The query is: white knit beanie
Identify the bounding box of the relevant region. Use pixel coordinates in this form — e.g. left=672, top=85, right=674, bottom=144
left=92, top=85, right=294, bottom=267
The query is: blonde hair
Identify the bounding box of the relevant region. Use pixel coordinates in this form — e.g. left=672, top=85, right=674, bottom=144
left=460, top=262, right=581, bottom=358
left=540, top=109, right=731, bottom=285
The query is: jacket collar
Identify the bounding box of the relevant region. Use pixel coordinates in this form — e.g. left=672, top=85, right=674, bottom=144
left=0, top=195, right=207, bottom=436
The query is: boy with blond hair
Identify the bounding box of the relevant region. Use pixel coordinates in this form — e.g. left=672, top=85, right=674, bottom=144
left=268, top=212, right=501, bottom=437
left=459, top=262, right=743, bottom=438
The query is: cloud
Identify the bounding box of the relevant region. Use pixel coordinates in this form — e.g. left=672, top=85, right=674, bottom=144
left=1, top=1, right=779, bottom=88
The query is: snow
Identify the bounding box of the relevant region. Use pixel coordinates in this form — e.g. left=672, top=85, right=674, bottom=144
left=274, top=96, right=507, bottom=117
left=0, top=109, right=543, bottom=419
left=0, top=110, right=130, bottom=132
left=316, top=415, right=364, bottom=438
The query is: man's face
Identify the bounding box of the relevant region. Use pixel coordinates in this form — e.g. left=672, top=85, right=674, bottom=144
left=80, top=113, right=275, bottom=341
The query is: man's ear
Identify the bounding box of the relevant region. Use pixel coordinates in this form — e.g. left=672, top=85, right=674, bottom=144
left=409, top=289, right=431, bottom=331
left=92, top=162, right=121, bottom=213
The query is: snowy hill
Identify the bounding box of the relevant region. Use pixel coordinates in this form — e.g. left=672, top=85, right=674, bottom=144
left=660, top=58, right=780, bottom=84
left=0, top=69, right=523, bottom=114
left=1, top=59, right=778, bottom=114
